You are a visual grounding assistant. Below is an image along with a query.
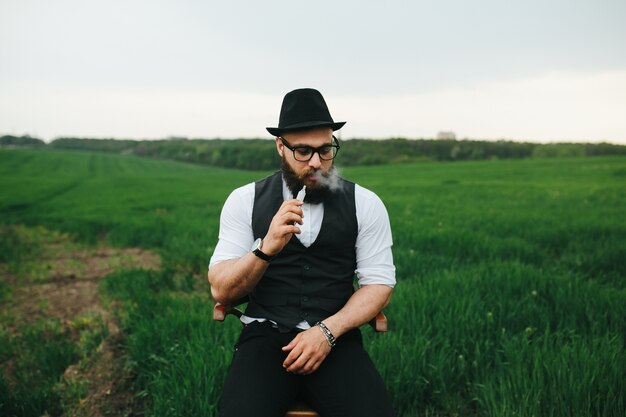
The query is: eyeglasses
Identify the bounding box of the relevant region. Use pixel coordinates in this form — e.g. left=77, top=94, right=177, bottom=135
left=279, top=135, right=341, bottom=162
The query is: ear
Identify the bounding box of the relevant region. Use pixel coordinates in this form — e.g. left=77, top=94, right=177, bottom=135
left=275, top=137, right=284, bottom=157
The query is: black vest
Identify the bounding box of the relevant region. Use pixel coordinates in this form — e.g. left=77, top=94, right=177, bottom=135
left=245, top=171, right=358, bottom=331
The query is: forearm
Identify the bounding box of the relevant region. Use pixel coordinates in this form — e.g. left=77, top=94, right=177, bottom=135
left=322, top=284, right=393, bottom=339
left=208, top=253, right=269, bottom=304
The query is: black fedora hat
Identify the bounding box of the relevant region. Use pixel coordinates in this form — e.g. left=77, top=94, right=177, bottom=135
left=266, top=88, right=346, bottom=136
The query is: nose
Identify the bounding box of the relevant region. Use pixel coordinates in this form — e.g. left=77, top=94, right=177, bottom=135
left=308, top=152, right=322, bottom=168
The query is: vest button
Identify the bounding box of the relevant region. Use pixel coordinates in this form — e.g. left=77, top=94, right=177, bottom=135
left=303, top=265, right=310, bottom=271
left=302, top=296, right=309, bottom=302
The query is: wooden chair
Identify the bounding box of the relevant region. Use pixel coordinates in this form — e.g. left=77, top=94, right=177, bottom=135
left=213, top=302, right=387, bottom=417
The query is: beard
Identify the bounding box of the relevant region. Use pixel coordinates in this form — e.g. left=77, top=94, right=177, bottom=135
left=281, top=157, right=337, bottom=204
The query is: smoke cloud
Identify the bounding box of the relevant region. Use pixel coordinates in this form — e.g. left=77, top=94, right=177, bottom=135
left=313, top=166, right=342, bottom=192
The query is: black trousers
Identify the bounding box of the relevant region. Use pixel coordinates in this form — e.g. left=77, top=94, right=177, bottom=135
left=218, top=321, right=395, bottom=417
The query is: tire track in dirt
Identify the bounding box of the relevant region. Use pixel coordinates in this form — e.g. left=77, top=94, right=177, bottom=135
left=1, top=228, right=161, bottom=416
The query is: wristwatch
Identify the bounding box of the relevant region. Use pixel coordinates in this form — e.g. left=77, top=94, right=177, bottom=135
left=251, top=238, right=273, bottom=262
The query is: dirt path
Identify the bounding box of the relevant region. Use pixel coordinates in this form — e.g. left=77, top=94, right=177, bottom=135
left=1, top=226, right=161, bottom=416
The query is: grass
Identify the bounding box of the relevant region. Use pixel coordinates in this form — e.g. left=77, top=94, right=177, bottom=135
left=0, top=318, right=78, bottom=416
left=0, top=222, right=111, bottom=417
left=1, top=149, right=261, bottom=274
left=0, top=311, right=109, bottom=417
left=0, top=311, right=108, bottom=417
left=1, top=148, right=625, bottom=416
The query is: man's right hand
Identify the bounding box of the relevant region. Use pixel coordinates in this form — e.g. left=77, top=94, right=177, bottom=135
left=262, top=199, right=304, bottom=256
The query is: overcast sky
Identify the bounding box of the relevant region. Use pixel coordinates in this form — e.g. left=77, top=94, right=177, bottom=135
left=1, top=0, right=625, bottom=143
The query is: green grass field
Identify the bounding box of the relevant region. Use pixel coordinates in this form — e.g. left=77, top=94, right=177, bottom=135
left=1, top=148, right=625, bottom=416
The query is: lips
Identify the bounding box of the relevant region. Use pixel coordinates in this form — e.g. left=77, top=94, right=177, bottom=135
left=300, top=171, right=318, bottom=182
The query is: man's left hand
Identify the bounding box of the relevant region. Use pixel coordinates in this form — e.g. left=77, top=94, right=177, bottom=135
left=281, top=326, right=332, bottom=375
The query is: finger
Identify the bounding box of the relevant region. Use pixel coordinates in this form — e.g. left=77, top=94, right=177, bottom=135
left=279, top=212, right=303, bottom=225
left=305, top=350, right=328, bottom=374
left=280, top=203, right=304, bottom=217
left=275, top=225, right=301, bottom=236
left=287, top=354, right=312, bottom=373
left=281, top=339, right=297, bottom=352
left=298, top=357, right=317, bottom=375
left=284, top=199, right=304, bottom=207
left=282, top=346, right=302, bottom=368
left=283, top=353, right=298, bottom=369
left=308, top=360, right=320, bottom=374
left=270, top=223, right=301, bottom=237
left=279, top=203, right=304, bottom=215
left=279, top=201, right=304, bottom=215
left=293, top=358, right=314, bottom=375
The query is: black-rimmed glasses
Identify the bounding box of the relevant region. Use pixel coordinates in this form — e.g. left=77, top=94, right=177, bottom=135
left=279, top=135, right=341, bottom=162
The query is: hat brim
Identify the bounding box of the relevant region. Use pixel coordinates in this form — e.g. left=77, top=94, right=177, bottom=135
left=266, top=121, right=346, bottom=137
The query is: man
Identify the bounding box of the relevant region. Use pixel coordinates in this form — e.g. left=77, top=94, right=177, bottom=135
left=208, top=88, right=396, bottom=417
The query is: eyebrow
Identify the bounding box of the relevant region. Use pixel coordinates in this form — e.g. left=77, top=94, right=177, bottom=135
left=291, top=141, right=333, bottom=148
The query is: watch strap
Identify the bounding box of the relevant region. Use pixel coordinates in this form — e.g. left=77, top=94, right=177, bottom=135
left=252, top=247, right=273, bottom=262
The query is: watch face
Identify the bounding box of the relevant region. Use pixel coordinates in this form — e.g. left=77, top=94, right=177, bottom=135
left=252, top=238, right=262, bottom=251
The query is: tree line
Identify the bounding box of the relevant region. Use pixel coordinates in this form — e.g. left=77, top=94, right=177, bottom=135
left=2, top=134, right=625, bottom=170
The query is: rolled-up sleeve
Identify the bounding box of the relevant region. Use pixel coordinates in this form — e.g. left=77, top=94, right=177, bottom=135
left=209, top=183, right=255, bottom=268
left=354, top=185, right=396, bottom=288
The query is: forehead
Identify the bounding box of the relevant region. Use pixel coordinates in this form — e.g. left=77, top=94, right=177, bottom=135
left=283, top=127, right=333, bottom=146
